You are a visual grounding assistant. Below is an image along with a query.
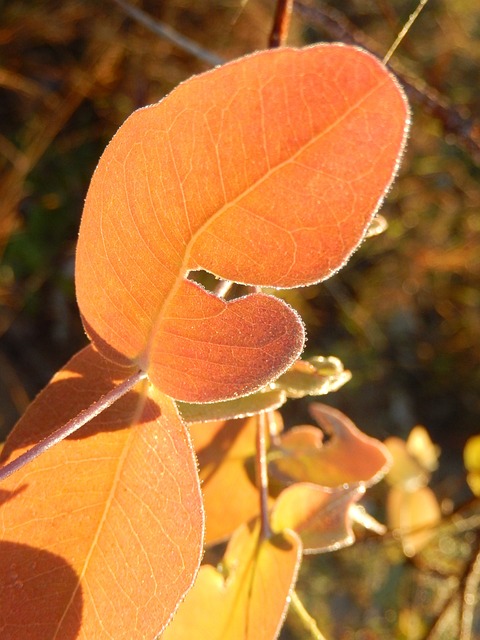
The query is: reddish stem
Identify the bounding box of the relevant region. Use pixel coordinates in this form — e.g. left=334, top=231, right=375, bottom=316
left=0, top=370, right=148, bottom=483
left=255, top=411, right=272, bottom=539
left=269, top=0, right=294, bottom=47
left=214, top=279, right=233, bottom=298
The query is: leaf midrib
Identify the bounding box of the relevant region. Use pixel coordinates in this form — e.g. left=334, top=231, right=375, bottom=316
left=143, top=74, right=390, bottom=367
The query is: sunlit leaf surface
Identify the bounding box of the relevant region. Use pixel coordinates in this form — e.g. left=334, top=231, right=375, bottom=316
left=270, top=403, right=391, bottom=488
left=189, top=416, right=270, bottom=545
left=162, top=522, right=302, bottom=640
left=177, top=388, right=286, bottom=423
left=76, top=44, right=408, bottom=402
left=271, top=482, right=364, bottom=553
left=0, top=347, right=203, bottom=639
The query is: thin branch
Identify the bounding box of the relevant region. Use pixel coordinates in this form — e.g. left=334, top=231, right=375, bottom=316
left=111, top=0, right=224, bottom=67
left=460, top=535, right=480, bottom=640
left=424, top=530, right=480, bottom=639
left=213, top=279, right=234, bottom=298
left=255, top=411, right=272, bottom=539
left=292, top=0, right=480, bottom=164
left=383, top=0, right=429, bottom=65
left=290, top=590, right=328, bottom=640
left=269, top=0, right=294, bottom=48
left=0, top=370, right=147, bottom=482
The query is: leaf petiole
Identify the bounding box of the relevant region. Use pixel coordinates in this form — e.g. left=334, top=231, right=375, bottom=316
left=0, top=370, right=147, bottom=483
left=255, top=411, right=272, bottom=539
left=290, top=590, right=328, bottom=640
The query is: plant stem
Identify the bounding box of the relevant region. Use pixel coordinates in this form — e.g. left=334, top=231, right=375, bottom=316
left=255, top=411, right=271, bottom=539
left=383, top=0, right=429, bottom=65
left=214, top=279, right=233, bottom=298
left=460, top=535, right=480, bottom=640
left=0, top=370, right=148, bottom=483
left=112, top=0, right=224, bottom=67
left=290, top=590, right=328, bottom=640
left=269, top=0, right=293, bottom=48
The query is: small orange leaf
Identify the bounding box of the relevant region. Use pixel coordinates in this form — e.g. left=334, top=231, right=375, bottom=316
left=177, top=388, right=286, bottom=423
left=273, top=356, right=351, bottom=398
left=271, top=482, right=364, bottom=553
left=387, top=485, right=441, bottom=557
left=270, top=403, right=391, bottom=488
left=162, top=523, right=302, bottom=640
left=384, top=436, right=429, bottom=490
left=0, top=347, right=203, bottom=639
left=76, top=44, right=409, bottom=402
left=464, top=435, right=480, bottom=496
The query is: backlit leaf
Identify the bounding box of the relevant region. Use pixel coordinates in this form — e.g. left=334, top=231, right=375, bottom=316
left=464, top=435, right=480, bottom=496
left=270, top=403, right=391, bottom=488
left=271, top=482, right=364, bottom=554
left=273, top=356, right=351, bottom=398
left=189, top=416, right=271, bottom=545
left=162, top=522, right=302, bottom=640
left=0, top=347, right=203, bottom=639
left=384, top=430, right=437, bottom=491
left=177, top=388, right=286, bottom=423
left=406, top=426, right=440, bottom=473
left=387, top=485, right=441, bottom=557
left=76, top=44, right=409, bottom=403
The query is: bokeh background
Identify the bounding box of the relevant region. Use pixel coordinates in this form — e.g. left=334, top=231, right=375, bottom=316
left=1, top=1, right=479, bottom=638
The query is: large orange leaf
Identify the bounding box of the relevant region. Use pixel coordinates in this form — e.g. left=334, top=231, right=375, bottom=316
left=76, top=44, right=408, bottom=402
left=0, top=347, right=203, bottom=639
left=161, top=522, right=302, bottom=640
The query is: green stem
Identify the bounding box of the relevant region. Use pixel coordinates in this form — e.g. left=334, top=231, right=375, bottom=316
left=383, top=0, right=429, bottom=64
left=290, top=590, right=328, bottom=640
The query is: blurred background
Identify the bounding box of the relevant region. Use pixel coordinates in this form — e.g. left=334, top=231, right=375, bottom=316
left=0, top=1, right=479, bottom=638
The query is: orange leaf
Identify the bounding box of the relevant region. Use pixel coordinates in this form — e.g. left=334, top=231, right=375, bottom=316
left=76, top=44, right=408, bottom=402
left=270, top=403, right=391, bottom=488
left=271, top=482, right=364, bottom=553
left=387, top=485, right=441, bottom=557
left=189, top=416, right=272, bottom=545
left=162, top=523, right=302, bottom=640
left=0, top=347, right=203, bottom=639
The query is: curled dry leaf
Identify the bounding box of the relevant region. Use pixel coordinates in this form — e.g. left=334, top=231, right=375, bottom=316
left=271, top=482, right=365, bottom=554
left=273, top=356, right=351, bottom=399
left=270, top=403, right=391, bottom=489
left=365, top=214, right=388, bottom=237
left=161, top=522, right=302, bottom=640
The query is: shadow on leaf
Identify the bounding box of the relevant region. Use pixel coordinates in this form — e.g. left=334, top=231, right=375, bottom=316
left=0, top=541, right=83, bottom=640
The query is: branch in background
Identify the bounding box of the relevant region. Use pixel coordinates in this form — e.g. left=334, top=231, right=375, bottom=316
left=111, top=0, right=224, bottom=67
left=269, top=0, right=294, bottom=48
left=460, top=535, right=480, bottom=640
left=293, top=0, right=480, bottom=164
